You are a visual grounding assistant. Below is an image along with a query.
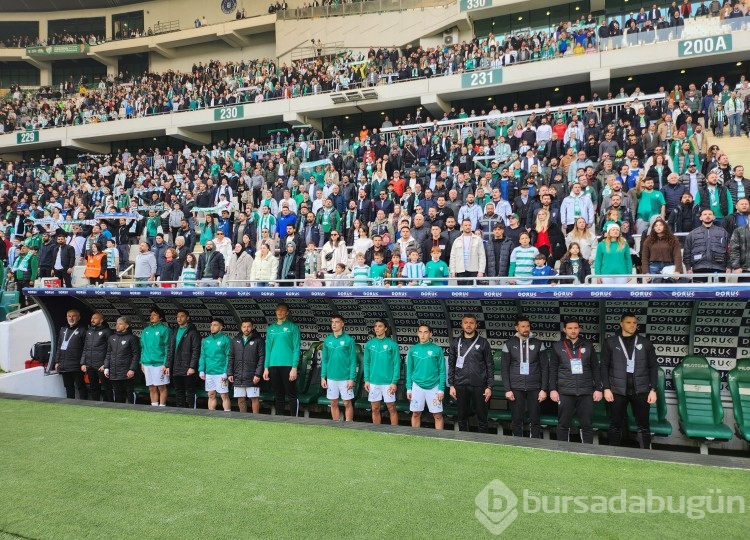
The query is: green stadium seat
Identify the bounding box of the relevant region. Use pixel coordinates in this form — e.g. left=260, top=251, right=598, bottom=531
left=726, top=358, right=750, bottom=442
left=297, top=343, right=325, bottom=412
left=394, top=366, right=411, bottom=413
left=672, top=355, right=733, bottom=442
left=0, top=290, right=20, bottom=321
left=487, top=371, right=512, bottom=423
left=627, top=367, right=672, bottom=436
left=317, top=344, right=364, bottom=408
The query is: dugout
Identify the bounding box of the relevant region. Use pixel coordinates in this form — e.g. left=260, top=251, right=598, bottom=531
left=26, top=285, right=750, bottom=451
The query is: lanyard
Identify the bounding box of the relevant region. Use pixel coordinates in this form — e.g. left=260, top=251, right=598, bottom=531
left=458, top=335, right=481, bottom=357
left=562, top=340, right=582, bottom=360
left=519, top=337, right=530, bottom=364
left=617, top=336, right=638, bottom=365
left=62, top=327, right=78, bottom=349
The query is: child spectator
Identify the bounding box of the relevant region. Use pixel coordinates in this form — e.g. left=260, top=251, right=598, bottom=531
left=531, top=253, right=557, bottom=285
left=350, top=252, right=370, bottom=286
left=329, top=262, right=350, bottom=287
left=386, top=252, right=405, bottom=287
left=558, top=242, right=592, bottom=284
left=179, top=253, right=198, bottom=287
left=402, top=249, right=425, bottom=286
left=368, top=251, right=387, bottom=286
left=104, top=238, right=119, bottom=282
left=424, top=246, right=449, bottom=286
left=509, top=231, right=539, bottom=285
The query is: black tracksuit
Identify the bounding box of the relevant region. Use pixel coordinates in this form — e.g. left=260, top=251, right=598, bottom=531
left=105, top=329, right=141, bottom=403
left=55, top=323, right=88, bottom=399
left=549, top=338, right=602, bottom=443
left=228, top=330, right=265, bottom=388
left=501, top=335, right=548, bottom=438
left=80, top=324, right=113, bottom=401
left=167, top=323, right=201, bottom=408
left=600, top=332, right=658, bottom=448
left=448, top=333, right=494, bottom=433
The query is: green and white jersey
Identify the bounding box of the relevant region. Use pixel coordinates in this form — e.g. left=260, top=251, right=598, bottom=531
left=406, top=342, right=445, bottom=390
left=140, top=322, right=169, bottom=367
left=321, top=332, right=357, bottom=381
left=265, top=320, right=301, bottom=368
left=364, top=336, right=400, bottom=385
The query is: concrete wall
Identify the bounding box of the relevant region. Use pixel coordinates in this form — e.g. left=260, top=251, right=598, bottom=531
left=0, top=367, right=66, bottom=398
left=0, top=310, right=52, bottom=373
left=149, top=33, right=276, bottom=73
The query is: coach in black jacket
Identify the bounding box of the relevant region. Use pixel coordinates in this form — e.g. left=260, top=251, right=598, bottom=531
left=600, top=312, right=658, bottom=449
left=80, top=312, right=113, bottom=401
left=54, top=309, right=88, bottom=400
left=167, top=309, right=201, bottom=408
left=549, top=318, right=602, bottom=444
left=104, top=316, right=141, bottom=403
left=448, top=315, right=494, bottom=433
left=501, top=315, right=548, bottom=438
left=228, top=320, right=265, bottom=413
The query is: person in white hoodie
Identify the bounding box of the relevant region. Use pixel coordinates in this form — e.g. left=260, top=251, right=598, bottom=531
left=249, top=242, right=278, bottom=286
left=212, top=231, right=233, bottom=263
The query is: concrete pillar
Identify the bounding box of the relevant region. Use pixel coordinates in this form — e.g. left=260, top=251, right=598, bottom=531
left=590, top=68, right=611, bottom=99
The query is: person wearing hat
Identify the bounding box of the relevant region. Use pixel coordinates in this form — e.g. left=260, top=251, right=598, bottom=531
left=8, top=243, right=38, bottom=308
left=594, top=222, right=633, bottom=284
left=51, top=230, right=76, bottom=288
left=140, top=307, right=170, bottom=406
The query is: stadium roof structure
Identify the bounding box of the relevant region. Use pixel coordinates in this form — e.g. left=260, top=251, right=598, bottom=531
left=0, top=0, right=154, bottom=11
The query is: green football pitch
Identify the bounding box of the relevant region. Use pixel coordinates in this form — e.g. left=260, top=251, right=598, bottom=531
left=1, top=399, right=748, bottom=540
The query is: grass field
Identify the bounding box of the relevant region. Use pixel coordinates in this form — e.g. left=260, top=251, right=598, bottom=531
left=1, top=399, right=748, bottom=540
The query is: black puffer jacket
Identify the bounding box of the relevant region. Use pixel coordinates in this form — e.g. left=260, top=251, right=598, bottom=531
left=501, top=335, right=548, bottom=392
left=104, top=329, right=141, bottom=380
left=485, top=237, right=513, bottom=277
left=54, top=324, right=86, bottom=372
left=600, top=333, right=657, bottom=395
left=227, top=330, right=265, bottom=387
left=549, top=339, right=602, bottom=396
left=447, top=334, right=493, bottom=388
left=80, top=324, right=113, bottom=369
left=167, top=323, right=201, bottom=377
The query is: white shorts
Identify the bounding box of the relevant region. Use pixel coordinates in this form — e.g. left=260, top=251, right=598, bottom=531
left=410, top=383, right=443, bottom=413
left=205, top=374, right=229, bottom=394
left=368, top=383, right=397, bottom=403
left=144, top=365, right=169, bottom=386
left=233, top=386, right=260, bottom=398
left=326, top=379, right=355, bottom=401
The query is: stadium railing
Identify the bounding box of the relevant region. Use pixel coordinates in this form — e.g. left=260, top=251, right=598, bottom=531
left=278, top=0, right=457, bottom=20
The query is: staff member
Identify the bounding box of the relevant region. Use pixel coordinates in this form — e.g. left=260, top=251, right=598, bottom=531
left=228, top=319, right=265, bottom=414
left=80, top=312, right=113, bottom=401
left=104, top=316, right=141, bottom=404
left=601, top=312, right=658, bottom=449
left=53, top=309, right=88, bottom=400
left=501, top=315, right=548, bottom=438
left=263, top=302, right=301, bottom=416
left=549, top=317, right=603, bottom=444
left=167, top=309, right=202, bottom=408
left=448, top=314, right=493, bottom=433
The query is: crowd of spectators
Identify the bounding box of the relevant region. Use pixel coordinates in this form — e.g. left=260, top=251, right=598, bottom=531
left=0, top=69, right=748, bottom=294
left=4, top=2, right=750, bottom=136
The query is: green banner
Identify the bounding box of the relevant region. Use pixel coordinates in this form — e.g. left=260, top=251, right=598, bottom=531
left=17, top=131, right=39, bottom=144
left=678, top=35, right=732, bottom=58
left=461, top=69, right=502, bottom=89
left=26, top=44, right=90, bottom=56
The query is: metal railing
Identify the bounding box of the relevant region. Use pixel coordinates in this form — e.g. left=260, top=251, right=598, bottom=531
left=153, top=20, right=180, bottom=35
left=584, top=272, right=750, bottom=284
left=279, top=0, right=456, bottom=20
left=6, top=303, right=40, bottom=320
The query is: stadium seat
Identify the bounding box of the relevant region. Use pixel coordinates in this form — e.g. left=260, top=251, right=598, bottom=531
left=672, top=355, right=733, bottom=448
left=394, top=366, right=411, bottom=413
left=0, top=291, right=20, bottom=321
left=726, top=358, right=750, bottom=442
left=317, top=344, right=364, bottom=408
left=627, top=367, right=672, bottom=436
left=297, top=343, right=324, bottom=415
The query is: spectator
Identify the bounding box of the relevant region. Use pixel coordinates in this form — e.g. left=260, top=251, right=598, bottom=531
left=594, top=223, right=632, bottom=284
left=641, top=217, right=683, bottom=282
left=509, top=231, right=539, bottom=285
left=682, top=208, right=729, bottom=279
left=558, top=242, right=592, bottom=284
left=196, top=240, right=226, bottom=285
left=179, top=253, right=198, bottom=286
left=160, top=247, right=180, bottom=287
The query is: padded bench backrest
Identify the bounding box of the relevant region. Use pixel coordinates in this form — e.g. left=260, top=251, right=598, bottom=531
left=298, top=342, right=322, bottom=394
left=673, top=355, right=724, bottom=426
left=727, top=358, right=750, bottom=429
